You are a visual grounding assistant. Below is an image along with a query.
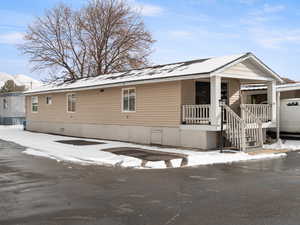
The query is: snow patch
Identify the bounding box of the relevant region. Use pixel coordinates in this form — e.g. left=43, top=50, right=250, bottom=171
left=264, top=139, right=300, bottom=151
left=23, top=148, right=60, bottom=161
left=0, top=126, right=287, bottom=169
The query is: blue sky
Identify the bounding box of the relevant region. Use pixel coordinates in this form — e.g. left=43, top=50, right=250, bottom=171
left=0, top=0, right=300, bottom=81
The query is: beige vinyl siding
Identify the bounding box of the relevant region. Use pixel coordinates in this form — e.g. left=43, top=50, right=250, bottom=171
left=241, top=89, right=267, bottom=104
left=222, top=59, right=271, bottom=80
left=181, top=80, right=195, bottom=105
left=180, top=79, right=241, bottom=108
left=227, top=79, right=241, bottom=112
left=26, top=81, right=182, bottom=127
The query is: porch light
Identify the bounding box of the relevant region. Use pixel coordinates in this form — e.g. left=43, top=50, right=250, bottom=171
left=219, top=98, right=226, bottom=107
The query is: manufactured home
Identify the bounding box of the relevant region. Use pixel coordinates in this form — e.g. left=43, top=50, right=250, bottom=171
left=24, top=53, right=283, bottom=151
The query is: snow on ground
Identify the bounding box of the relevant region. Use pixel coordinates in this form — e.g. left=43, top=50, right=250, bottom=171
left=0, top=126, right=287, bottom=169
left=264, top=139, right=300, bottom=151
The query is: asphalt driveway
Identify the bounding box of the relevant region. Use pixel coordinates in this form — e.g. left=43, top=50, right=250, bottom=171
left=1, top=139, right=300, bottom=225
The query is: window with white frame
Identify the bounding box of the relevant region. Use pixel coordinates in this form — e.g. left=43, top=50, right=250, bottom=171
left=67, top=93, right=76, bottom=112
left=31, top=96, right=38, bottom=112
left=122, top=88, right=136, bottom=112
left=3, top=98, right=7, bottom=109
left=46, top=96, right=52, bottom=105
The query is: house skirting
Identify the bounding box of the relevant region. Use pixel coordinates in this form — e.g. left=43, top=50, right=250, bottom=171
left=0, top=117, right=25, bottom=125
left=26, top=121, right=218, bottom=150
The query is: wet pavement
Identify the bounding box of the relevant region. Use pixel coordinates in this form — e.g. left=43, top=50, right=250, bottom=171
left=1, top=139, right=300, bottom=225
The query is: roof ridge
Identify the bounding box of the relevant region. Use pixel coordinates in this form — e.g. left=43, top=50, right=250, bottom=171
left=95, top=53, right=249, bottom=76
left=94, top=58, right=211, bottom=76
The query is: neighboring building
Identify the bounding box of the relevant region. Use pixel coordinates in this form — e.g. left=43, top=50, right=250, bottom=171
left=0, top=73, right=42, bottom=125
left=0, top=92, right=25, bottom=125
left=24, top=52, right=283, bottom=151
left=241, top=81, right=300, bottom=136
left=241, top=78, right=298, bottom=104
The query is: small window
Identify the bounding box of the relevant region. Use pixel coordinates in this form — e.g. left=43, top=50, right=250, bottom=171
left=31, top=96, right=38, bottom=112
left=122, top=88, right=136, bottom=112
left=3, top=98, right=8, bottom=109
left=46, top=96, right=52, bottom=105
left=67, top=94, right=76, bottom=112
left=287, top=102, right=299, bottom=106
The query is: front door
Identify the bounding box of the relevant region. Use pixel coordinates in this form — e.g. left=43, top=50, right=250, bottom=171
left=195, top=82, right=210, bottom=104
left=195, top=82, right=228, bottom=105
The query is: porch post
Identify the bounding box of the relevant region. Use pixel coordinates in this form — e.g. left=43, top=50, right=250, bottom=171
left=210, top=75, right=221, bottom=126
left=267, top=80, right=277, bottom=123
left=276, top=91, right=281, bottom=141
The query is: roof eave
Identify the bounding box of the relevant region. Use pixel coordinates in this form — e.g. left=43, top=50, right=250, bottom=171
left=247, top=53, right=284, bottom=83
left=24, top=72, right=212, bottom=95
left=211, top=52, right=284, bottom=83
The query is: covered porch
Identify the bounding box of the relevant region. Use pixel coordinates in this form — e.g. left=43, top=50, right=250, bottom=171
left=180, top=74, right=277, bottom=151
left=181, top=76, right=277, bottom=128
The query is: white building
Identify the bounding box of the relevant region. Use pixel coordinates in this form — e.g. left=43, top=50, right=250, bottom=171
left=0, top=92, right=25, bottom=125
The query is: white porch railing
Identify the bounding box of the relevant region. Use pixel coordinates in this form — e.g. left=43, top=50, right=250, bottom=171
left=223, top=104, right=246, bottom=151
left=240, top=106, right=264, bottom=148
left=182, top=105, right=210, bottom=124
left=241, top=104, right=272, bottom=123
left=182, top=104, right=265, bottom=151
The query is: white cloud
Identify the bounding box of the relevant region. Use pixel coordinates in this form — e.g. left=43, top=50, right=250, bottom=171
left=238, top=0, right=258, bottom=4
left=139, top=4, right=163, bottom=16
left=248, top=27, right=300, bottom=49
left=177, top=13, right=210, bottom=22
left=130, top=1, right=164, bottom=17
left=239, top=2, right=291, bottom=49
left=167, top=28, right=240, bottom=41
left=249, top=3, right=286, bottom=17
left=262, top=4, right=285, bottom=13
left=169, top=30, right=194, bottom=39
left=0, top=32, right=24, bottom=45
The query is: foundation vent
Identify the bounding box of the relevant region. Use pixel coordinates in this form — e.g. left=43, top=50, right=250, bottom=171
left=150, top=129, right=163, bottom=145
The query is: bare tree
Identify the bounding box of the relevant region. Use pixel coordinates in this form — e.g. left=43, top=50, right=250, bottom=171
left=20, top=0, right=155, bottom=81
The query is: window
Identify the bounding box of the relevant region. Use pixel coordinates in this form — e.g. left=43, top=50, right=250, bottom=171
left=31, top=96, right=38, bottom=112
left=3, top=98, right=7, bottom=109
left=195, top=82, right=228, bottom=105
left=287, top=102, right=299, bottom=106
left=46, top=96, right=52, bottom=105
left=67, top=94, right=76, bottom=112
left=122, top=88, right=136, bottom=112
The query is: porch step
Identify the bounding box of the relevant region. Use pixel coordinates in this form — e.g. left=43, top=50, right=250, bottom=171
left=224, top=134, right=260, bottom=149
left=244, top=147, right=264, bottom=153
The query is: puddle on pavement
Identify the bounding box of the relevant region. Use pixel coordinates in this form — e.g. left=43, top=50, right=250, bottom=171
left=103, top=147, right=188, bottom=168
left=102, top=147, right=187, bottom=162
left=55, top=140, right=105, bottom=146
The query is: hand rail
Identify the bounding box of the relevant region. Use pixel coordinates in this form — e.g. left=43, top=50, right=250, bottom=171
left=241, top=104, right=271, bottom=122
left=240, top=105, right=264, bottom=147
left=223, top=104, right=246, bottom=151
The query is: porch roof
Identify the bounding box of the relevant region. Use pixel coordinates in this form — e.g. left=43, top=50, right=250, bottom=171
left=25, top=52, right=283, bottom=95
left=277, top=83, right=300, bottom=92
left=241, top=82, right=300, bottom=92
